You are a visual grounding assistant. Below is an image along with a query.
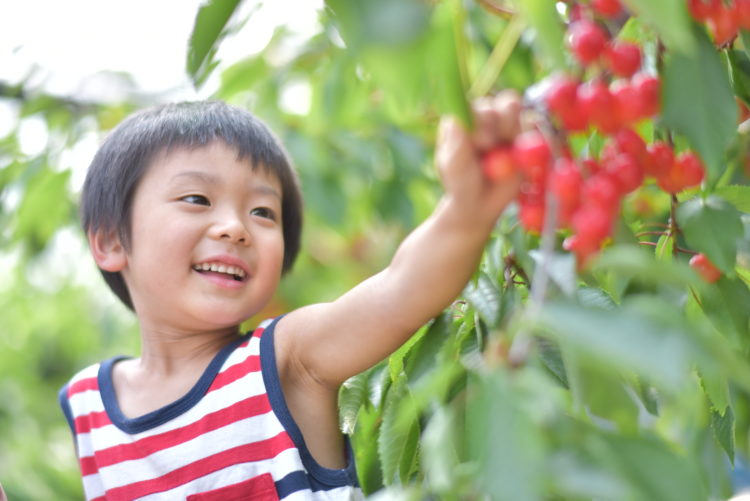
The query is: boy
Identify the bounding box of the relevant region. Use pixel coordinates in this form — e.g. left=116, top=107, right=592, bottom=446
left=59, top=96, right=521, bottom=499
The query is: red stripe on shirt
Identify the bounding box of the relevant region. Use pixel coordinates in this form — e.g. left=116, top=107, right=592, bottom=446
left=68, top=376, right=99, bottom=397
left=103, top=431, right=295, bottom=501
left=75, top=410, right=112, bottom=434
left=208, top=354, right=261, bottom=393
left=79, top=393, right=273, bottom=475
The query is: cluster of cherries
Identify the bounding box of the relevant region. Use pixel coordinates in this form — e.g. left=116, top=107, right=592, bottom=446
left=688, top=0, right=750, bottom=46
left=481, top=0, right=723, bottom=282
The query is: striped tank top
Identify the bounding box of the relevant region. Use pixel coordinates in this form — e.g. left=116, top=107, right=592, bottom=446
left=58, top=317, right=363, bottom=500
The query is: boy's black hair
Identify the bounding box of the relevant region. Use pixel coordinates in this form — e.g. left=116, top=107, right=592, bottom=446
left=80, top=101, right=303, bottom=311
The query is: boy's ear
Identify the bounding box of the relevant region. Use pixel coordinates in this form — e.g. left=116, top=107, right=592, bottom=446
left=88, top=229, right=127, bottom=272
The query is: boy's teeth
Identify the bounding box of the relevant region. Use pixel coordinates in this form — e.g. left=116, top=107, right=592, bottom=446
left=193, top=262, right=246, bottom=278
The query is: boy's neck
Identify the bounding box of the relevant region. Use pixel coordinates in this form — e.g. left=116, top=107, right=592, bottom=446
left=134, top=324, right=240, bottom=377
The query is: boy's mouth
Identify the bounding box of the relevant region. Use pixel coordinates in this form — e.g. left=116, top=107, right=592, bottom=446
left=192, top=262, right=247, bottom=282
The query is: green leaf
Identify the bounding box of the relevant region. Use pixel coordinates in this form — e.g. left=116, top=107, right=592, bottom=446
left=677, top=196, right=743, bottom=273
left=467, top=371, right=544, bottom=501
left=339, top=371, right=370, bottom=434
left=711, top=405, right=735, bottom=463
left=429, top=0, right=472, bottom=125
left=592, top=245, right=701, bottom=288
left=655, top=233, right=675, bottom=261
left=727, top=50, right=750, bottom=107
left=326, top=0, right=431, bottom=49
left=404, top=314, right=450, bottom=385
left=421, top=406, right=461, bottom=493
left=217, top=56, right=270, bottom=100
left=600, top=433, right=708, bottom=501
left=378, top=377, right=418, bottom=485
left=515, top=0, right=566, bottom=70
left=463, top=272, right=502, bottom=327
left=186, top=0, right=244, bottom=86
left=537, top=337, right=568, bottom=388
left=536, top=301, right=696, bottom=391
left=662, top=28, right=736, bottom=177
left=529, top=250, right=576, bottom=297
left=715, top=185, right=750, bottom=212
left=622, top=0, right=695, bottom=53
left=579, top=367, right=640, bottom=433
left=701, top=371, right=730, bottom=414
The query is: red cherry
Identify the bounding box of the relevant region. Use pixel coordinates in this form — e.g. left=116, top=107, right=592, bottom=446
left=736, top=0, right=750, bottom=30
left=645, top=141, right=674, bottom=178
left=582, top=173, right=621, bottom=214
left=632, top=73, right=661, bottom=118
left=655, top=150, right=705, bottom=193
left=572, top=204, right=614, bottom=248
left=689, top=253, right=722, bottom=283
left=519, top=179, right=546, bottom=206
left=675, top=151, right=706, bottom=188
left=550, top=158, right=583, bottom=211
left=656, top=167, right=685, bottom=194
left=513, top=130, right=552, bottom=182
left=581, top=158, right=603, bottom=176
left=568, top=19, right=609, bottom=66
left=546, top=76, right=579, bottom=115
left=610, top=80, right=643, bottom=125
left=568, top=3, right=587, bottom=22
left=563, top=235, right=600, bottom=269
left=604, top=42, right=642, bottom=78
left=688, top=0, right=721, bottom=21
left=605, top=153, right=645, bottom=195
left=519, top=201, right=546, bottom=234
left=614, top=128, right=648, bottom=164
left=481, top=147, right=517, bottom=182
left=578, top=80, right=619, bottom=134
left=592, top=0, right=623, bottom=18
left=559, top=105, right=590, bottom=132
left=708, top=5, right=738, bottom=46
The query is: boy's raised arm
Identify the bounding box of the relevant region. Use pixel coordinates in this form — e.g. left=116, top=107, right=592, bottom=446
left=278, top=92, right=523, bottom=387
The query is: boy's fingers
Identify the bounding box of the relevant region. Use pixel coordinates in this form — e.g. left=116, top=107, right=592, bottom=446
left=470, top=90, right=523, bottom=151
left=493, top=90, right=522, bottom=142
left=471, top=97, right=499, bottom=151
left=437, top=116, right=465, bottom=162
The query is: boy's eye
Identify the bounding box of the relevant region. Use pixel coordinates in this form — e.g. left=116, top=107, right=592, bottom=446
left=181, top=194, right=210, bottom=206
left=251, top=207, right=276, bottom=220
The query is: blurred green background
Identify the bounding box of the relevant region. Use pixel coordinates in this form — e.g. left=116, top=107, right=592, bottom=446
left=0, top=1, right=452, bottom=497
left=5, top=0, right=750, bottom=499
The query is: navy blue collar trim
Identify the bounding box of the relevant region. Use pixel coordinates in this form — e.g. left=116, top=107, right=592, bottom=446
left=98, top=334, right=251, bottom=434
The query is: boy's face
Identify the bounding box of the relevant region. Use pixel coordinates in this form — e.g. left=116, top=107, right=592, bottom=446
left=116, top=140, right=285, bottom=332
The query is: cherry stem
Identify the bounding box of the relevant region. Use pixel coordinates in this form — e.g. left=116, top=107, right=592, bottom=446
left=635, top=231, right=667, bottom=237
left=505, top=254, right=531, bottom=287
left=477, top=0, right=515, bottom=17
left=638, top=241, right=696, bottom=254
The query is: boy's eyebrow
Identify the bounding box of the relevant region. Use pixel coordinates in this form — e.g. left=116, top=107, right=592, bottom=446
left=171, top=170, right=281, bottom=199
left=171, top=170, right=219, bottom=185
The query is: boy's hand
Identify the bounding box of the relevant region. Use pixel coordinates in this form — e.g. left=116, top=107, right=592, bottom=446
left=436, top=90, right=523, bottom=228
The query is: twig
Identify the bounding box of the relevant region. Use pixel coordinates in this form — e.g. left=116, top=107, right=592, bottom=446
left=507, top=119, right=561, bottom=367
left=468, top=14, right=526, bottom=99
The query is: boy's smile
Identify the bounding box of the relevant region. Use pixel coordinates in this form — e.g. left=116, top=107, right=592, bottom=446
left=115, top=140, right=285, bottom=334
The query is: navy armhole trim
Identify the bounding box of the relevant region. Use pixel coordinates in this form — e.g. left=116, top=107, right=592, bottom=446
left=259, top=316, right=360, bottom=489
left=98, top=334, right=251, bottom=434
left=58, top=383, right=75, bottom=435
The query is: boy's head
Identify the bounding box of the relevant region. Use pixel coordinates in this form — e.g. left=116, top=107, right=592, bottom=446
left=80, top=101, right=303, bottom=311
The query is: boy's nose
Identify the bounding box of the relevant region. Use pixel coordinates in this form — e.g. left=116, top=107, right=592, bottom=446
left=210, top=215, right=251, bottom=245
